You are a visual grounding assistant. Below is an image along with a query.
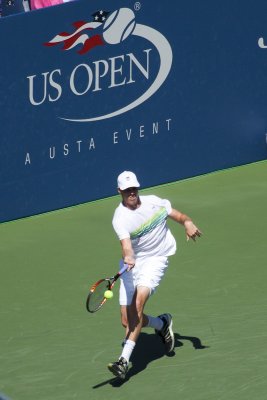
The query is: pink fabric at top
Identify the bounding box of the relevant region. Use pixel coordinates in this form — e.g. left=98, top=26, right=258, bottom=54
left=31, top=0, right=63, bottom=10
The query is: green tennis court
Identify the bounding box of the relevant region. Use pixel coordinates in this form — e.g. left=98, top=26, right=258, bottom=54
left=1, top=160, right=267, bottom=400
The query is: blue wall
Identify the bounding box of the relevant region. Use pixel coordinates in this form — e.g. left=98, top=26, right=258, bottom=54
left=1, top=1, right=267, bottom=222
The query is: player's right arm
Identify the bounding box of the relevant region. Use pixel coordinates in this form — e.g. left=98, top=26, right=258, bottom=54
left=120, top=238, right=135, bottom=270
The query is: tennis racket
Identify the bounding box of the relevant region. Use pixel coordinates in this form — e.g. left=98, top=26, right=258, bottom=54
left=86, top=260, right=128, bottom=313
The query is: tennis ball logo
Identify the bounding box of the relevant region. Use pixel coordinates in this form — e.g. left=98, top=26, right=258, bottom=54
left=58, top=7, right=173, bottom=122
left=103, top=8, right=136, bottom=45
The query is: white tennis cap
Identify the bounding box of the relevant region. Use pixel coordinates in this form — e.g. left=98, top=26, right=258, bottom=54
left=117, top=171, right=140, bottom=190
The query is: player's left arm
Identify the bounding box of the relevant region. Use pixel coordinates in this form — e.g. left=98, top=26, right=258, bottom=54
left=168, top=208, right=202, bottom=242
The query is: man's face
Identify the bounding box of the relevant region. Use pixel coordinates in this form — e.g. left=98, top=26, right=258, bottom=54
left=119, top=187, right=140, bottom=210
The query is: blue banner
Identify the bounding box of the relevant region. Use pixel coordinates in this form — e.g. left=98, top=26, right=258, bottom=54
left=1, top=1, right=267, bottom=222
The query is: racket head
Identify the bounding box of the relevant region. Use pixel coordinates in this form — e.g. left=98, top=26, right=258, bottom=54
left=86, top=278, right=112, bottom=313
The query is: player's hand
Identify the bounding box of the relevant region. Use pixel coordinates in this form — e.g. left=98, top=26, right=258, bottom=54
left=124, top=256, right=135, bottom=271
left=184, top=220, right=202, bottom=242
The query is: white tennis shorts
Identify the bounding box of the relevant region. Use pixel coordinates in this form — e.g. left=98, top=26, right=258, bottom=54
left=119, top=256, right=169, bottom=305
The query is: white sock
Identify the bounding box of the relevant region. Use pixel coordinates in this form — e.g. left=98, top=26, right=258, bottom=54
left=120, top=339, right=136, bottom=363
left=146, top=315, right=164, bottom=331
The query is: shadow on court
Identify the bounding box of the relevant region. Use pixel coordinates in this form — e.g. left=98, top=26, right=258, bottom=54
left=92, top=332, right=208, bottom=389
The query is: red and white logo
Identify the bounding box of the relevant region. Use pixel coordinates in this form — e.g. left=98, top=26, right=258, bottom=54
left=29, top=7, right=173, bottom=123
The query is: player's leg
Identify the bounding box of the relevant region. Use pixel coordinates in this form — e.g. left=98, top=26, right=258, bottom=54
left=125, top=286, right=150, bottom=341
left=118, top=269, right=136, bottom=330
left=108, top=286, right=150, bottom=379
left=120, top=305, right=128, bottom=328
left=120, top=255, right=174, bottom=351
left=107, top=269, right=135, bottom=379
left=120, top=303, right=149, bottom=329
left=137, top=256, right=175, bottom=353
left=108, top=256, right=174, bottom=379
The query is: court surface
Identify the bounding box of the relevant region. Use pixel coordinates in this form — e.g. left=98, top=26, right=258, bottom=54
left=0, top=160, right=267, bottom=400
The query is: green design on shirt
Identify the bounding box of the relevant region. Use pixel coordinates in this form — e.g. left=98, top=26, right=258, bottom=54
left=130, top=207, right=168, bottom=239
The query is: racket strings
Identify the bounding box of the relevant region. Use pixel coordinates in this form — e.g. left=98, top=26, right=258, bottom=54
left=87, top=280, right=110, bottom=312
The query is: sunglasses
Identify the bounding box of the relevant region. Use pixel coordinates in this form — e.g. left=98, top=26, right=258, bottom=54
left=122, top=187, right=138, bottom=193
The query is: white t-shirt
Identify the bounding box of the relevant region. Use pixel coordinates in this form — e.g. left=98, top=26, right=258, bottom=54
left=112, top=195, right=177, bottom=258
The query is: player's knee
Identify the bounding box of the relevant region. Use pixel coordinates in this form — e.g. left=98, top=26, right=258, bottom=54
left=135, top=287, right=150, bottom=316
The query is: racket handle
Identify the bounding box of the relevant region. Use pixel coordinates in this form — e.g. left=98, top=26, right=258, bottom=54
left=119, top=259, right=129, bottom=275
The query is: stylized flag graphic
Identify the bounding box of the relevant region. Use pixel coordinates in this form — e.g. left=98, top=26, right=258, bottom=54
left=44, top=10, right=110, bottom=55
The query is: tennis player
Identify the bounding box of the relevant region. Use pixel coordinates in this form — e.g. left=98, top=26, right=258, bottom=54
left=108, top=171, right=202, bottom=379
